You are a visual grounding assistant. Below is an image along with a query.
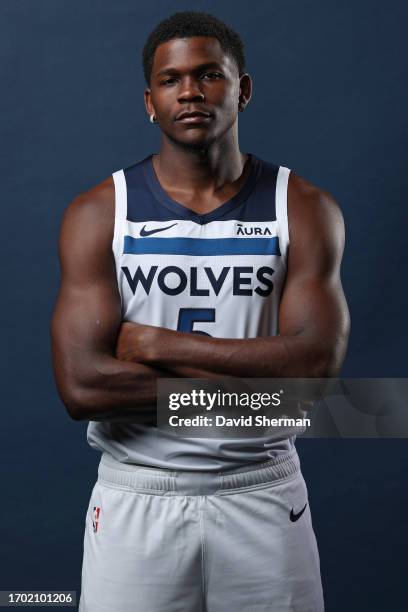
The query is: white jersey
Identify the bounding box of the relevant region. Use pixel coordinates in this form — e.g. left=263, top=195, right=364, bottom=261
left=87, top=153, right=296, bottom=471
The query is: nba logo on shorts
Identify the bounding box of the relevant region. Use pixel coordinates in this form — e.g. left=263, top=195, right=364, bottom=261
left=92, top=507, right=101, bottom=533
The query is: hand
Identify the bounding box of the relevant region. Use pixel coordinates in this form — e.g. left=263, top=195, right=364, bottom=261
left=115, top=322, right=152, bottom=363
left=115, top=322, right=172, bottom=363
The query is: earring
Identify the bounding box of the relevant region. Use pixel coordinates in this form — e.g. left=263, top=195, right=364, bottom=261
left=149, top=114, right=157, bottom=124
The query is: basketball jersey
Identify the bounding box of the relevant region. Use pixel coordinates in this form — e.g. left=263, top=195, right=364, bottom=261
left=87, top=153, right=297, bottom=471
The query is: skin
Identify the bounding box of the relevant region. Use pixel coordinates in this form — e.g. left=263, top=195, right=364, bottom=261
left=51, top=36, right=350, bottom=422
left=145, top=36, right=253, bottom=213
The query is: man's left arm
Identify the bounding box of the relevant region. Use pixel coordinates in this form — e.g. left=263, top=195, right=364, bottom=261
left=116, top=174, right=350, bottom=378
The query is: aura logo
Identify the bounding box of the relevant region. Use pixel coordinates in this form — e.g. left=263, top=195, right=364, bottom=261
left=236, top=224, right=273, bottom=236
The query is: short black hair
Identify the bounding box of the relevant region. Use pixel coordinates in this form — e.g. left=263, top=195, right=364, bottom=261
left=142, top=11, right=246, bottom=86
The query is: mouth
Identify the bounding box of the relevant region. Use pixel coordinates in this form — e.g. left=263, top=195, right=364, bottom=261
left=176, top=111, right=212, bottom=124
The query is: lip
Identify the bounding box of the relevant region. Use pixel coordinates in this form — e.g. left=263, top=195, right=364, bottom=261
left=177, top=114, right=212, bottom=124
left=176, top=110, right=212, bottom=122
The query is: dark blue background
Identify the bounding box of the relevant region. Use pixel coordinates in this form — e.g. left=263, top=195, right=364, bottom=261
left=1, top=1, right=407, bottom=610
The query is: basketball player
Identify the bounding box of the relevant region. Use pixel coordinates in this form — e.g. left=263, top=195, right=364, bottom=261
left=51, top=11, right=349, bottom=612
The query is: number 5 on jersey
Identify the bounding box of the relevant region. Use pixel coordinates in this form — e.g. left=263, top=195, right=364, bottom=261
left=177, top=308, right=216, bottom=336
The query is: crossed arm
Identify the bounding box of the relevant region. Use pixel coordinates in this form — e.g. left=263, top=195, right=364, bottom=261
left=51, top=179, right=219, bottom=423
left=51, top=173, right=350, bottom=422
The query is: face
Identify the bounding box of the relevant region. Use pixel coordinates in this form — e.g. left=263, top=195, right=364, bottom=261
left=145, top=36, right=251, bottom=149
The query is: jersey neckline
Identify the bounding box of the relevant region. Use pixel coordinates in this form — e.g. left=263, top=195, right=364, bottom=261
left=142, top=153, right=263, bottom=224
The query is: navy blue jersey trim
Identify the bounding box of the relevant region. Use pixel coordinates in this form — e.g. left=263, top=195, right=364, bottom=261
left=123, top=236, right=281, bottom=256
left=124, top=155, right=280, bottom=224
left=143, top=154, right=262, bottom=224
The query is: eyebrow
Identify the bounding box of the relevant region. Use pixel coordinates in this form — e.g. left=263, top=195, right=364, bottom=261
left=156, top=62, right=224, bottom=78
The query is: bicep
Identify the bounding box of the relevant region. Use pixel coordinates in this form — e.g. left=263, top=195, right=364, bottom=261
left=52, top=279, right=121, bottom=367
left=51, top=184, right=120, bottom=394
left=278, top=175, right=350, bottom=368
left=279, top=275, right=349, bottom=343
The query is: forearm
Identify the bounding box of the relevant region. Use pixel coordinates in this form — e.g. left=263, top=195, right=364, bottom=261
left=56, top=354, right=165, bottom=422
left=147, top=331, right=338, bottom=378
left=58, top=348, right=233, bottom=423
left=157, top=364, right=230, bottom=379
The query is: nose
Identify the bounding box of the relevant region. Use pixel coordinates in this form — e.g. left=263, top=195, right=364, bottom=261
left=177, top=76, right=205, bottom=103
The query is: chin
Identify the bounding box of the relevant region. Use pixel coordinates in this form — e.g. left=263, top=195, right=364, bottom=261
left=168, top=131, right=218, bottom=152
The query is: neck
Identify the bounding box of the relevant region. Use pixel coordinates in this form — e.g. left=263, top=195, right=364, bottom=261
left=154, top=128, right=247, bottom=192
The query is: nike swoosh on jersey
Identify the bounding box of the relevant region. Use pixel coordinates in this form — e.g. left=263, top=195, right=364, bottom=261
left=140, top=223, right=178, bottom=237
left=290, top=502, right=308, bottom=522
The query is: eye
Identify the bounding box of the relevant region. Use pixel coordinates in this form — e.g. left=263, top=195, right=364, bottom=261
left=202, top=72, right=223, bottom=80
left=161, top=77, right=178, bottom=86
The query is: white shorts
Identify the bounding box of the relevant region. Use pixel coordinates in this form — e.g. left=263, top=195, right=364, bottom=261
left=79, top=450, right=324, bottom=611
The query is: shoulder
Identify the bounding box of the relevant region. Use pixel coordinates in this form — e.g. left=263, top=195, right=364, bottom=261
left=63, top=175, right=115, bottom=228
left=287, top=171, right=345, bottom=246
left=285, top=171, right=345, bottom=273
left=288, top=171, right=342, bottom=222
left=59, top=175, right=115, bottom=246
left=259, top=156, right=343, bottom=229
left=58, top=175, right=117, bottom=275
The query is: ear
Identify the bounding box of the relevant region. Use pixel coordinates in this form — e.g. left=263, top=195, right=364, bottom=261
left=238, top=73, right=253, bottom=111
left=144, top=88, right=155, bottom=118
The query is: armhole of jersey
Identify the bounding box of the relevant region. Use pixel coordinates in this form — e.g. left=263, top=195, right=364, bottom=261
left=112, top=169, right=127, bottom=306
left=275, top=166, right=291, bottom=268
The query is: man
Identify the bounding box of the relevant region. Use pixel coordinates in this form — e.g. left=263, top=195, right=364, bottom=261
left=51, top=11, right=349, bottom=612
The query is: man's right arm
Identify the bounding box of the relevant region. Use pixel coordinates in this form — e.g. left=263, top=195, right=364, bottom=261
left=50, top=177, right=170, bottom=423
